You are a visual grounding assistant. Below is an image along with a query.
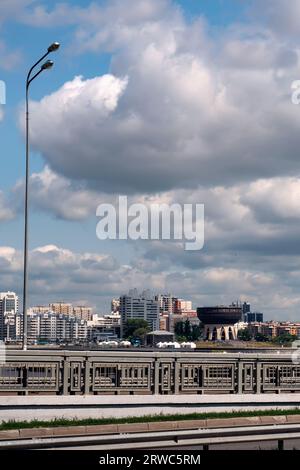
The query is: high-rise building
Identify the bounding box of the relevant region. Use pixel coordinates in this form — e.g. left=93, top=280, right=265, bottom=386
left=155, top=295, right=194, bottom=315
left=31, top=303, right=93, bottom=321
left=88, top=313, right=121, bottom=342
left=15, top=314, right=23, bottom=341
left=49, top=302, right=73, bottom=315
left=155, top=294, right=175, bottom=314
left=111, top=299, right=120, bottom=314
left=30, top=305, right=50, bottom=314
left=21, top=311, right=88, bottom=344
left=174, top=299, right=193, bottom=313
left=242, top=302, right=251, bottom=321
left=245, top=312, right=264, bottom=323
left=40, top=312, right=57, bottom=342
left=120, top=289, right=159, bottom=336
left=0, top=291, right=19, bottom=342
left=73, top=306, right=93, bottom=322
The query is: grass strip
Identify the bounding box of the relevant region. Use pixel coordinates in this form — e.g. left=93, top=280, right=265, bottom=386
left=1, top=407, right=300, bottom=431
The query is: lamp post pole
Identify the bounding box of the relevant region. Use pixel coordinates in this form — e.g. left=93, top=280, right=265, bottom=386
left=22, top=43, right=60, bottom=351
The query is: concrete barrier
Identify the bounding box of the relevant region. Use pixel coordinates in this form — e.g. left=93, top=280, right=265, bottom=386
left=259, top=416, right=287, bottom=425
left=148, top=421, right=178, bottom=432
left=231, top=417, right=261, bottom=426
left=205, top=418, right=234, bottom=428
left=1, top=415, right=300, bottom=441
left=1, top=393, right=300, bottom=407
left=19, top=427, right=54, bottom=438
left=1, top=394, right=300, bottom=424
left=177, top=419, right=206, bottom=430
left=286, top=415, right=300, bottom=424
left=117, top=423, right=149, bottom=433
left=53, top=426, right=86, bottom=436
left=85, top=424, right=118, bottom=435
left=0, top=430, right=19, bottom=440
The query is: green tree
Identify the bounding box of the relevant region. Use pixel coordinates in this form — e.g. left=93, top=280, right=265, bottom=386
left=175, top=322, right=184, bottom=337
left=176, top=335, right=188, bottom=343
left=123, top=319, right=150, bottom=340
left=272, top=334, right=297, bottom=346
left=238, top=329, right=252, bottom=342
left=255, top=333, right=270, bottom=343
left=175, top=321, right=202, bottom=341
left=184, top=319, right=191, bottom=338
left=191, top=325, right=202, bottom=341
left=133, top=327, right=149, bottom=341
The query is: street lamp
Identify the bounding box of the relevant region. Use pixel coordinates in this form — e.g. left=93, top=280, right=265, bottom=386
left=23, top=43, right=60, bottom=351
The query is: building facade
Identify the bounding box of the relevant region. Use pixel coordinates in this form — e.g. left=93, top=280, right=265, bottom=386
left=155, top=294, right=175, bottom=315
left=73, top=306, right=93, bottom=322
left=120, top=290, right=160, bottom=336
left=248, top=322, right=300, bottom=339
left=111, top=299, right=120, bottom=314
left=88, top=313, right=121, bottom=342
left=16, top=311, right=89, bottom=344
left=155, top=295, right=194, bottom=316
left=242, top=302, right=251, bottom=321
left=49, top=303, right=73, bottom=315
left=0, top=292, right=19, bottom=342
left=197, top=306, right=243, bottom=341
left=245, top=312, right=264, bottom=323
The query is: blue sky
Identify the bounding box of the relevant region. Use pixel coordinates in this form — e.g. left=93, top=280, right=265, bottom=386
left=1, top=0, right=300, bottom=319
left=2, top=0, right=248, bottom=249
left=1, top=0, right=246, bottom=250
left=2, top=1, right=247, bottom=183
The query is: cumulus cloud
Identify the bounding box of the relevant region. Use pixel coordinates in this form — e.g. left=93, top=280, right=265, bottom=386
left=3, top=0, right=300, bottom=319
left=19, top=0, right=173, bottom=31
left=0, top=40, right=21, bottom=70
left=252, top=0, right=300, bottom=38
left=13, top=166, right=101, bottom=221
left=242, top=177, right=300, bottom=223
left=22, top=0, right=300, bottom=195
left=0, top=191, right=15, bottom=221
left=10, top=165, right=300, bottom=265
left=1, top=242, right=300, bottom=319
left=0, top=244, right=121, bottom=306
left=0, top=0, right=37, bottom=22
left=0, top=243, right=173, bottom=312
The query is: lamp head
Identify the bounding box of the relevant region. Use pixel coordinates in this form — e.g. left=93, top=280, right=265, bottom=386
left=48, top=42, right=60, bottom=53
left=41, top=60, right=54, bottom=70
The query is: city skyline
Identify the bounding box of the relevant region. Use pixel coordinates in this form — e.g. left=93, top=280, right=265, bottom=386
left=1, top=1, right=300, bottom=320
left=0, top=288, right=256, bottom=311
left=3, top=287, right=300, bottom=346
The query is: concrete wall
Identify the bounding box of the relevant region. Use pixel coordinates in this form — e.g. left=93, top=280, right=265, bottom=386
left=1, top=349, right=300, bottom=395
left=1, top=394, right=300, bottom=423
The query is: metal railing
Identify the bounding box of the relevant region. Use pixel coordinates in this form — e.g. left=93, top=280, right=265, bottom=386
left=1, top=424, right=300, bottom=450
left=1, top=349, right=300, bottom=395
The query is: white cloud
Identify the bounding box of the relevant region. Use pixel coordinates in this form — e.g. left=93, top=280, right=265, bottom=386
left=0, top=243, right=169, bottom=311
left=252, top=0, right=300, bottom=38
left=0, top=191, right=15, bottom=221
left=0, top=0, right=37, bottom=22
left=242, top=177, right=300, bottom=222
left=13, top=166, right=102, bottom=221
left=3, top=0, right=300, bottom=320
left=1, top=242, right=300, bottom=319
left=19, top=0, right=173, bottom=31
left=21, top=0, right=300, bottom=195
left=0, top=40, right=21, bottom=70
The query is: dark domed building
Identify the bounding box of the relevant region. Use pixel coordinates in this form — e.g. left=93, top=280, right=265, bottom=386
left=197, top=306, right=242, bottom=341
